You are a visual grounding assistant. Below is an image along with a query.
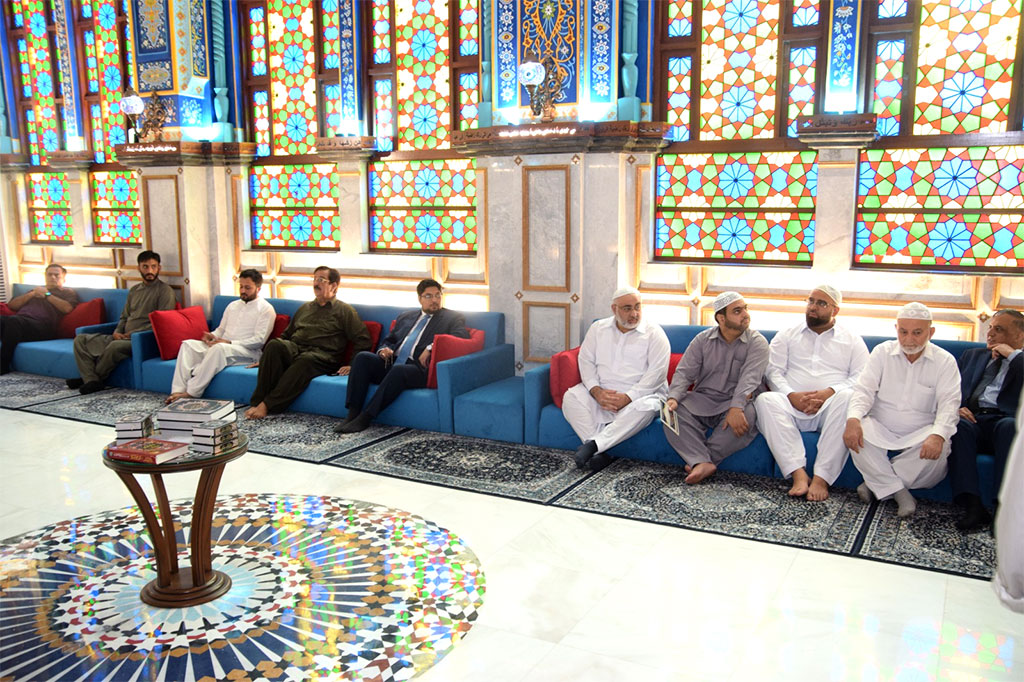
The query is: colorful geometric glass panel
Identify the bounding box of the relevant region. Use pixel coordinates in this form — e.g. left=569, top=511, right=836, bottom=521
left=27, top=173, right=73, bottom=243
left=369, top=160, right=476, bottom=208
left=267, top=0, right=317, bottom=154
left=88, top=0, right=128, bottom=161
left=249, top=165, right=340, bottom=249
left=93, top=211, right=143, bottom=244
left=372, top=0, right=392, bottom=64
left=321, top=0, right=341, bottom=71
left=878, top=0, right=908, bottom=20
left=91, top=171, right=140, bottom=245
left=11, top=0, right=25, bottom=26
left=459, top=0, right=479, bottom=57
left=323, top=83, right=342, bottom=131
left=667, top=0, right=693, bottom=37
left=373, top=78, right=394, bottom=151
left=369, top=210, right=477, bottom=252
left=19, top=0, right=61, bottom=165
left=666, top=56, right=692, bottom=142
left=249, top=6, right=268, bottom=77
left=872, top=39, right=904, bottom=137
left=855, top=214, right=1023, bottom=269
left=458, top=72, right=479, bottom=130
left=699, top=0, right=779, bottom=140
left=792, top=0, right=819, bottom=26
left=657, top=151, right=818, bottom=210
left=654, top=211, right=814, bottom=262
left=253, top=90, right=271, bottom=157
left=913, top=0, right=1021, bottom=135
left=858, top=147, right=1024, bottom=212
left=251, top=211, right=341, bottom=249
left=394, top=0, right=451, bottom=151
left=84, top=30, right=99, bottom=93
left=786, top=46, right=815, bottom=137
left=16, top=38, right=31, bottom=98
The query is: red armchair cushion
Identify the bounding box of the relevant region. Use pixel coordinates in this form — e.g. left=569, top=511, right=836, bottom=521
left=667, top=353, right=683, bottom=381
left=57, top=298, right=106, bottom=338
left=268, top=314, right=291, bottom=341
left=341, top=321, right=384, bottom=365
left=149, top=306, right=210, bottom=360
left=426, top=328, right=485, bottom=388
left=0, top=302, right=14, bottom=316
left=549, top=347, right=582, bottom=409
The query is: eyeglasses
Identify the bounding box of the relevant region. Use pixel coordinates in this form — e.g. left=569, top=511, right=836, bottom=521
left=806, top=297, right=832, bottom=309
left=420, top=293, right=442, bottom=300
left=313, top=276, right=332, bottom=284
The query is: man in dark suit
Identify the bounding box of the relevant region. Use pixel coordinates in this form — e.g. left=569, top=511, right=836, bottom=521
left=335, top=278, right=469, bottom=433
left=949, top=309, right=1023, bottom=531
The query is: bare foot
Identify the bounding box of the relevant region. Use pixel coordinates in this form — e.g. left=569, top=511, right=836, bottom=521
left=684, top=462, right=717, bottom=484
left=244, top=402, right=268, bottom=420
left=788, top=468, right=810, bottom=497
left=165, top=392, right=190, bottom=404
left=807, top=475, right=830, bottom=501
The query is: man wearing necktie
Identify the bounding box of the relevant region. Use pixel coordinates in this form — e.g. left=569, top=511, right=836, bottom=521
left=949, top=309, right=1023, bottom=532
left=335, top=279, right=469, bottom=433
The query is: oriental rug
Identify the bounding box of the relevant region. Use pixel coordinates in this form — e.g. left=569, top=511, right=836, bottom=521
left=234, top=407, right=405, bottom=463
left=0, top=372, right=82, bottom=408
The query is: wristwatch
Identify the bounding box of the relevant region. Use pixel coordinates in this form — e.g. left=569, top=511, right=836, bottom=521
left=44, top=292, right=51, bottom=297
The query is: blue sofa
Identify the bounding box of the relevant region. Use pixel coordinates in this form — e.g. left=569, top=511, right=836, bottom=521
left=6, top=284, right=136, bottom=387
left=524, top=324, right=994, bottom=505
left=135, top=295, right=513, bottom=433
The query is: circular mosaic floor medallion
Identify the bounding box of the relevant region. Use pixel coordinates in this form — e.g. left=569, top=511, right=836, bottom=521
left=0, top=493, right=485, bottom=681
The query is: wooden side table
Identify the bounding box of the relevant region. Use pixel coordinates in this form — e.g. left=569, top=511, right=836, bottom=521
left=102, top=434, right=248, bottom=607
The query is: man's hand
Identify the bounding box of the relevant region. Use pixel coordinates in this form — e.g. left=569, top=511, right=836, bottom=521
left=919, top=434, right=944, bottom=460
left=335, top=365, right=351, bottom=376
left=665, top=397, right=678, bottom=412
left=32, top=286, right=47, bottom=298
left=723, top=406, right=748, bottom=437
left=788, top=388, right=834, bottom=415
left=843, top=418, right=863, bottom=453
left=991, top=343, right=1017, bottom=360
left=787, top=391, right=810, bottom=412
left=590, top=386, right=631, bottom=412
left=958, top=406, right=977, bottom=424
left=378, top=347, right=395, bottom=361
left=417, top=347, right=431, bottom=367
left=112, top=331, right=130, bottom=340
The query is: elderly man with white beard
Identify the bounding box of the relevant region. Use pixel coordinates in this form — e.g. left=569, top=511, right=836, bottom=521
left=562, top=286, right=670, bottom=472
left=844, top=302, right=961, bottom=517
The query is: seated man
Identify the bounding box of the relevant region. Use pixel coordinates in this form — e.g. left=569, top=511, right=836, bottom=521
left=755, top=285, right=869, bottom=501
left=564, top=287, right=670, bottom=472
left=336, top=278, right=468, bottom=433
left=1, top=263, right=79, bottom=375
left=245, top=266, right=370, bottom=419
left=845, top=302, right=960, bottom=518
left=69, top=250, right=175, bottom=394
left=949, top=309, right=1022, bottom=531
left=166, top=269, right=276, bottom=403
left=663, top=291, right=769, bottom=484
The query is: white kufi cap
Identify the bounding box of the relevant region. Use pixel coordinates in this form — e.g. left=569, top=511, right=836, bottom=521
left=897, top=302, right=932, bottom=320
left=713, top=291, right=743, bottom=313
left=813, top=284, right=842, bottom=306
left=612, top=286, right=640, bottom=302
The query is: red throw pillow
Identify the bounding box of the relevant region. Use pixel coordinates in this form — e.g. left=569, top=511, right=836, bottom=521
left=268, top=314, right=291, bottom=341
left=426, top=328, right=485, bottom=388
left=149, top=306, right=210, bottom=360
left=549, top=347, right=582, bottom=409
left=341, top=320, right=384, bottom=365
left=667, top=353, right=683, bottom=381
left=0, top=302, right=14, bottom=316
left=58, top=298, right=106, bottom=338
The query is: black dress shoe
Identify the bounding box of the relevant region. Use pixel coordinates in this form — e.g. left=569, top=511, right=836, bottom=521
left=337, top=412, right=371, bottom=434
left=955, top=503, right=992, bottom=532
left=66, top=377, right=84, bottom=389
left=333, top=411, right=361, bottom=433
left=588, top=452, right=613, bottom=472
left=79, top=380, right=104, bottom=395
left=573, top=440, right=598, bottom=469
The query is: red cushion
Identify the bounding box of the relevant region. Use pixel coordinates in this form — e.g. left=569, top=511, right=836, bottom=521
left=549, top=347, right=582, bottom=409
left=0, top=302, right=14, bottom=316
left=667, top=353, right=683, bottom=381
left=268, top=314, right=291, bottom=341
left=426, top=328, right=485, bottom=389
left=341, top=321, right=384, bottom=365
left=58, top=298, right=106, bottom=338
left=149, top=306, right=210, bottom=360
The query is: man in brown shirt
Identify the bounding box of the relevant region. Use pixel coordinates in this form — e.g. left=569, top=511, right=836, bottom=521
left=1, top=263, right=79, bottom=374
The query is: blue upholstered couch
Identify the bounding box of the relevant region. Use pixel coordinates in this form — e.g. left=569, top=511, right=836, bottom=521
left=135, top=295, right=513, bottom=433
left=524, top=324, right=994, bottom=505
left=6, top=284, right=136, bottom=387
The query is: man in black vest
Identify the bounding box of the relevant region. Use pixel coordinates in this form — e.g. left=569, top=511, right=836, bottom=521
left=949, top=309, right=1023, bottom=531
left=335, top=278, right=468, bottom=433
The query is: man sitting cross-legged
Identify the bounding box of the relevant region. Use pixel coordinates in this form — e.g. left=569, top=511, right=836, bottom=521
left=335, top=278, right=469, bottom=434
left=563, top=287, right=670, bottom=472
left=1, top=263, right=79, bottom=375
left=755, top=285, right=869, bottom=501
left=166, top=269, right=275, bottom=403
left=244, top=266, right=370, bottom=419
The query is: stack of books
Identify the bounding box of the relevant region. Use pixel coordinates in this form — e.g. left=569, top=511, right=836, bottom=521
left=156, top=399, right=235, bottom=441
left=191, top=419, right=241, bottom=454
left=116, top=413, right=155, bottom=444
left=106, top=437, right=189, bottom=465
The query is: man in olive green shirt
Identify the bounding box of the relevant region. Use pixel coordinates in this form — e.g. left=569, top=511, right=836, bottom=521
left=69, top=250, right=176, bottom=394
left=245, top=266, right=370, bottom=419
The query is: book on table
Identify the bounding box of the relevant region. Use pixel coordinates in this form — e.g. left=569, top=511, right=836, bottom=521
left=156, top=399, right=235, bottom=423
left=107, top=437, right=189, bottom=464
left=116, top=412, right=155, bottom=443
left=192, top=429, right=240, bottom=447
left=192, top=436, right=241, bottom=454
left=192, top=418, right=239, bottom=438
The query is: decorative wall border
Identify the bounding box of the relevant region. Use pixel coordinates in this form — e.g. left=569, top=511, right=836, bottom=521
left=522, top=300, right=570, bottom=363
left=522, top=165, right=570, bottom=292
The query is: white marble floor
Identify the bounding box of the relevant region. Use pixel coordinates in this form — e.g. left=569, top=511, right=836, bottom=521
left=0, top=408, right=1020, bottom=682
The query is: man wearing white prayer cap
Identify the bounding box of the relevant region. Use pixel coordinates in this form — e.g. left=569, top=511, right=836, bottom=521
left=563, top=286, right=670, bottom=471
left=844, top=302, right=961, bottom=517
left=756, top=286, right=869, bottom=500
left=662, top=291, right=769, bottom=484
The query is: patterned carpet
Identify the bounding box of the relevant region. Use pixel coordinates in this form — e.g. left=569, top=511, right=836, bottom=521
left=0, top=372, right=82, bottom=409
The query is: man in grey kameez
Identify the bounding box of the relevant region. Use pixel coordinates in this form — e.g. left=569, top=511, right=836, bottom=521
left=663, top=292, right=770, bottom=484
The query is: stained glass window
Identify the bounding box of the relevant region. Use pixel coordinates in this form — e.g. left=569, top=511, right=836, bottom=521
left=92, top=171, right=142, bottom=245
left=666, top=56, right=692, bottom=142
left=667, top=0, right=693, bottom=38
left=913, top=0, right=1021, bottom=135
left=249, top=165, right=341, bottom=249
left=655, top=151, right=818, bottom=262
left=871, top=39, right=904, bottom=137
left=27, top=173, right=73, bottom=244
left=855, top=147, right=1024, bottom=270
left=786, top=46, right=816, bottom=138
left=792, top=0, right=819, bottom=27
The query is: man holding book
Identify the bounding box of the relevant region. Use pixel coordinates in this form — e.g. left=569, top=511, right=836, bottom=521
left=1, top=263, right=79, bottom=375
left=166, top=269, right=275, bottom=403
left=68, top=250, right=175, bottom=394
left=245, top=266, right=370, bottom=419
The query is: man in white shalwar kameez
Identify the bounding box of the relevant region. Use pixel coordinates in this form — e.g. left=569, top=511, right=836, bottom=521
left=844, top=302, right=960, bottom=517
left=167, top=269, right=276, bottom=402
left=755, top=285, right=869, bottom=501
left=563, top=287, right=670, bottom=472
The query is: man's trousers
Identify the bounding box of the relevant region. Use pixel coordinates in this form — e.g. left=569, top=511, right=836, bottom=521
left=850, top=438, right=950, bottom=499
left=73, top=333, right=131, bottom=383
left=250, top=339, right=336, bottom=413
left=172, top=339, right=258, bottom=397
left=754, top=390, right=852, bottom=484
left=664, top=402, right=759, bottom=466
left=345, top=351, right=428, bottom=418
left=561, top=383, right=658, bottom=453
